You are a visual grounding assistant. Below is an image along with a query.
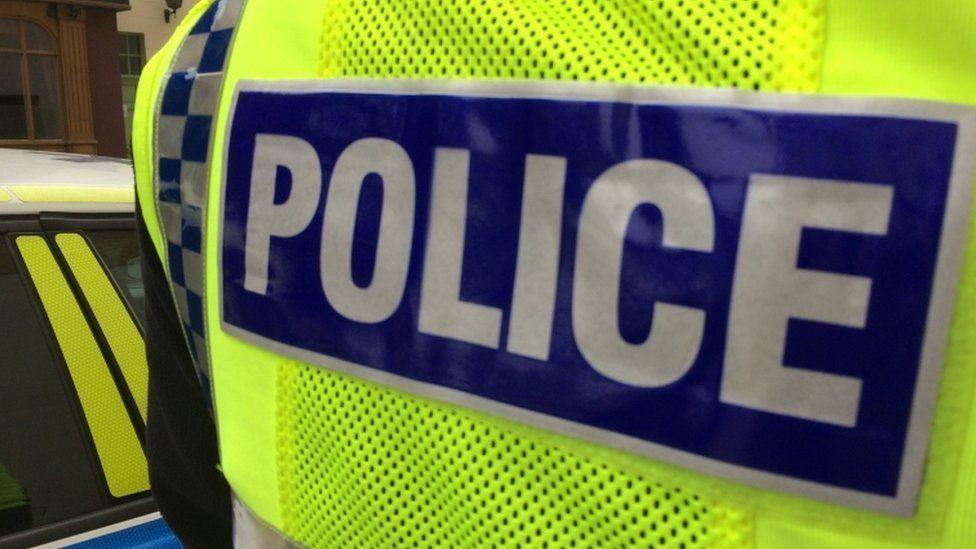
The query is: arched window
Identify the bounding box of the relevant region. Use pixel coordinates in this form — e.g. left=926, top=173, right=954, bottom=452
left=0, top=18, right=63, bottom=141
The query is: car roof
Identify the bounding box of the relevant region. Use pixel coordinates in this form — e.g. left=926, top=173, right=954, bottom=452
left=0, top=148, right=135, bottom=215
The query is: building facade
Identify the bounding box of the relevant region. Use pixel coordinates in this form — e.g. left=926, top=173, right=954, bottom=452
left=116, top=0, right=202, bottom=152
left=117, top=0, right=201, bottom=61
left=0, top=0, right=129, bottom=157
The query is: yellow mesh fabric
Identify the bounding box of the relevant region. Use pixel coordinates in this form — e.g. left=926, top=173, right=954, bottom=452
left=320, top=0, right=824, bottom=91
left=278, top=362, right=753, bottom=548
left=277, top=1, right=825, bottom=546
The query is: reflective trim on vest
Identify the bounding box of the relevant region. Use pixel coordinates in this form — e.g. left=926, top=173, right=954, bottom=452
left=152, top=0, right=246, bottom=399
left=233, top=496, right=296, bottom=548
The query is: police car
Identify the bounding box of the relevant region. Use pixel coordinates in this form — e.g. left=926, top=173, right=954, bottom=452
left=0, top=149, right=177, bottom=547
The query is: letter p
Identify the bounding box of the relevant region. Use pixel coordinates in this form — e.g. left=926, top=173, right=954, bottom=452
left=243, top=134, right=322, bottom=295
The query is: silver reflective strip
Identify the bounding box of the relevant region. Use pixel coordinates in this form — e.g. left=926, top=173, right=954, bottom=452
left=233, top=497, right=296, bottom=548
left=152, top=0, right=247, bottom=390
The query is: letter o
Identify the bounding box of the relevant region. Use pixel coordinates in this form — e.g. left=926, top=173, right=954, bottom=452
left=321, top=138, right=416, bottom=323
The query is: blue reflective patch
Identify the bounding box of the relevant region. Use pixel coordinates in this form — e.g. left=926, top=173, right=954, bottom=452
left=188, top=0, right=219, bottom=36
left=199, top=29, right=233, bottom=73
left=160, top=74, right=193, bottom=117
left=220, top=82, right=974, bottom=514
left=180, top=115, right=213, bottom=163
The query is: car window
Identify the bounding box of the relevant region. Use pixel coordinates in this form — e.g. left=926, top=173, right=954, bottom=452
left=0, top=462, right=30, bottom=534
left=0, top=236, right=105, bottom=536
left=83, top=230, right=146, bottom=330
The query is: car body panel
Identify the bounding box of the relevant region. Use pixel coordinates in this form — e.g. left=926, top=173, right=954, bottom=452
left=0, top=149, right=135, bottom=215
left=0, top=149, right=178, bottom=547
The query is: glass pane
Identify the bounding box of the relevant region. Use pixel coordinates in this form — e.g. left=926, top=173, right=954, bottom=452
left=27, top=55, right=62, bottom=139
left=23, top=21, right=53, bottom=52
left=85, top=230, right=147, bottom=329
left=0, top=19, right=19, bottom=49
left=0, top=53, right=26, bottom=139
left=128, top=56, right=142, bottom=76
left=0, top=238, right=105, bottom=536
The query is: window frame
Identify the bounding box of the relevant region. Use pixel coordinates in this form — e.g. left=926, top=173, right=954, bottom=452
left=117, top=32, right=145, bottom=79
left=0, top=213, right=155, bottom=548
left=0, top=16, right=65, bottom=143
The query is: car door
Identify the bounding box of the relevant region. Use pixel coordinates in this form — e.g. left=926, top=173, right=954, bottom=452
left=0, top=213, right=176, bottom=548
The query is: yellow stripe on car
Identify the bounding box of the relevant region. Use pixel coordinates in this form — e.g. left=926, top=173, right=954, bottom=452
left=56, top=233, right=149, bottom=423
left=16, top=235, right=148, bottom=498
left=7, top=186, right=134, bottom=204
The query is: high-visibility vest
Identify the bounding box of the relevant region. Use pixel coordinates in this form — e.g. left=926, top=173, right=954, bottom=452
left=134, top=1, right=976, bottom=546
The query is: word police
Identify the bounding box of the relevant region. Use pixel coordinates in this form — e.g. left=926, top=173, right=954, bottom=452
left=242, top=134, right=892, bottom=428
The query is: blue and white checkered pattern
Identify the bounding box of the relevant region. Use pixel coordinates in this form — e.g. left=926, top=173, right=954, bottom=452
left=154, top=0, right=244, bottom=398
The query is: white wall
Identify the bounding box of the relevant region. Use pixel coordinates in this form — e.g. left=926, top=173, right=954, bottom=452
left=116, top=0, right=205, bottom=60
